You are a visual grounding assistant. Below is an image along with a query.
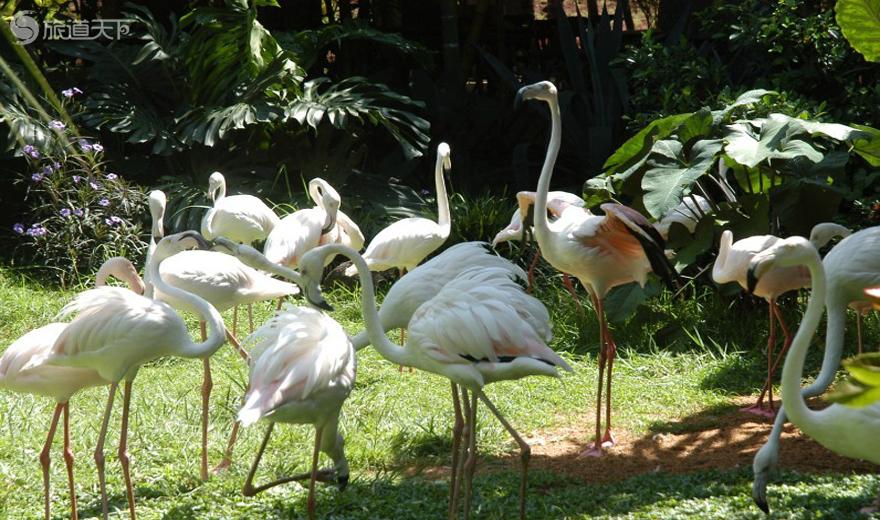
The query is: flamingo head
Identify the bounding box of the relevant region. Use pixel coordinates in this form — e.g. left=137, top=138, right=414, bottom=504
left=95, top=257, right=146, bottom=295
left=514, top=81, right=558, bottom=108
left=437, top=142, right=452, bottom=172
left=492, top=210, right=523, bottom=246
left=148, top=190, right=167, bottom=239
left=207, top=172, right=224, bottom=201
left=746, top=236, right=818, bottom=294
left=298, top=247, right=335, bottom=312
left=808, top=222, right=851, bottom=249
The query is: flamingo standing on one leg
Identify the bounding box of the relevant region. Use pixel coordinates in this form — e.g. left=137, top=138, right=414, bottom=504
left=712, top=223, right=851, bottom=416
left=515, top=81, right=679, bottom=457
left=0, top=257, right=144, bottom=520
left=47, top=232, right=226, bottom=519
left=201, top=171, right=280, bottom=244
left=298, top=243, right=571, bottom=520
left=747, top=235, right=880, bottom=514
left=237, top=305, right=355, bottom=520
left=751, top=225, right=880, bottom=512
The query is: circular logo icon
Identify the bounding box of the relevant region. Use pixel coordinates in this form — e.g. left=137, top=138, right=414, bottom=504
left=10, top=11, right=39, bottom=45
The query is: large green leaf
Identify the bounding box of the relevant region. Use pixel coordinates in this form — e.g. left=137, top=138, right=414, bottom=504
left=852, top=123, right=880, bottom=166
left=724, top=116, right=824, bottom=168
left=836, top=0, right=880, bottom=62
left=829, top=353, right=880, bottom=407
left=712, top=89, right=777, bottom=123
left=603, top=280, right=661, bottom=324
left=601, top=112, right=692, bottom=177
left=642, top=139, right=723, bottom=218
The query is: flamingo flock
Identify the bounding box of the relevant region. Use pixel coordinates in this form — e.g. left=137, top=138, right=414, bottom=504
left=3, top=80, right=879, bottom=520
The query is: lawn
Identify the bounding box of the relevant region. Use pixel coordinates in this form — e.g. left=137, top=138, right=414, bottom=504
left=0, top=268, right=877, bottom=519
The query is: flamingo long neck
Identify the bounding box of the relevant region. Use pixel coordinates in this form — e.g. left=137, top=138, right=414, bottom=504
left=214, top=178, right=226, bottom=202
left=435, top=156, right=451, bottom=231
left=533, top=95, right=562, bottom=244
left=145, top=198, right=166, bottom=297
left=147, top=249, right=225, bottom=359
left=780, top=252, right=826, bottom=428
left=326, top=244, right=411, bottom=365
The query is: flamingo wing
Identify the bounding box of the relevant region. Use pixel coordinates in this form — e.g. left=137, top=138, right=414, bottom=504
left=209, top=195, right=279, bottom=242
left=360, top=217, right=447, bottom=271
left=263, top=209, right=325, bottom=267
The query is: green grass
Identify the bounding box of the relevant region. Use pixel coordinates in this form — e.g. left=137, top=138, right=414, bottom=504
left=0, top=268, right=877, bottom=519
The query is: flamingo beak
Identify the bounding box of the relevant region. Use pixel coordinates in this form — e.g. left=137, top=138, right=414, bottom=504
left=746, top=265, right=760, bottom=295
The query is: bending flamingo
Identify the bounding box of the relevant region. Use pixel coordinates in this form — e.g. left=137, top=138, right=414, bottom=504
left=48, top=232, right=226, bottom=519
left=712, top=222, right=851, bottom=416
left=515, top=80, right=678, bottom=457
left=299, top=243, right=571, bottom=520
left=201, top=171, right=280, bottom=244
left=752, top=225, right=880, bottom=512
left=344, top=143, right=452, bottom=277
left=747, top=235, right=880, bottom=514
left=0, top=257, right=143, bottom=520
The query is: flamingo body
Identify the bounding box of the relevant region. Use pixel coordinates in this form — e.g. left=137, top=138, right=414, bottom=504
left=201, top=172, right=280, bottom=243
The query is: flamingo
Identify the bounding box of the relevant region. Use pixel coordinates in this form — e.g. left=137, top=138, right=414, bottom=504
left=515, top=80, right=678, bottom=457
left=712, top=222, right=851, bottom=416
left=746, top=235, right=880, bottom=514
left=344, top=143, right=452, bottom=277
left=45, top=231, right=225, bottom=519
left=751, top=225, right=880, bottom=512
left=0, top=257, right=144, bottom=520
left=237, top=305, right=355, bottom=520
left=201, top=171, right=280, bottom=244
left=298, top=243, right=571, bottom=520
left=264, top=178, right=342, bottom=269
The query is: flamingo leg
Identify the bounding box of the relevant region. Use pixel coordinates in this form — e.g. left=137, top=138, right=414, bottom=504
left=306, top=426, right=324, bottom=520
left=452, top=388, right=471, bottom=519
left=226, top=329, right=251, bottom=362
left=95, top=382, right=118, bottom=520
left=242, top=422, right=274, bottom=496
left=276, top=297, right=284, bottom=312
left=62, top=403, right=79, bottom=520
left=232, top=305, right=239, bottom=337
left=561, top=274, right=583, bottom=312
left=477, top=391, right=529, bottom=520
left=248, top=303, right=254, bottom=334
left=763, top=303, right=794, bottom=410
left=40, top=402, right=64, bottom=520
left=118, top=380, right=136, bottom=519
left=742, top=301, right=777, bottom=417
left=526, top=248, right=541, bottom=294
left=241, top=423, right=336, bottom=497
left=462, top=391, right=478, bottom=520
left=582, top=293, right=607, bottom=457
left=448, top=382, right=464, bottom=520
left=601, top=321, right=617, bottom=447
left=200, top=357, right=212, bottom=481
left=212, top=422, right=239, bottom=474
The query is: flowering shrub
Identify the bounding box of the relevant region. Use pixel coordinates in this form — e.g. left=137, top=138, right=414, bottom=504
left=11, top=91, right=147, bottom=287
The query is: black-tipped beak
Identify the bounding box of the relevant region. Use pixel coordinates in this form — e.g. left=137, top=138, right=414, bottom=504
left=746, top=266, right=759, bottom=294
left=756, top=497, right=769, bottom=515
left=321, top=215, right=337, bottom=235
left=308, top=293, right=335, bottom=313
left=337, top=474, right=349, bottom=491
left=180, top=230, right=211, bottom=250
left=514, top=91, right=524, bottom=110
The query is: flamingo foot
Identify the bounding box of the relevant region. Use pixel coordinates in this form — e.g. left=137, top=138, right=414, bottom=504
left=211, top=458, right=232, bottom=475
left=601, top=430, right=616, bottom=448
left=578, top=444, right=604, bottom=458
left=739, top=403, right=776, bottom=418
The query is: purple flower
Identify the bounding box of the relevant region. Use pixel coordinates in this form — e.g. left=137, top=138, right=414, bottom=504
left=52, top=162, right=61, bottom=170
left=105, top=216, right=122, bottom=226
left=98, top=198, right=110, bottom=207
left=79, top=141, right=93, bottom=152
left=73, top=208, right=83, bottom=217
left=105, top=173, right=118, bottom=180
left=90, top=181, right=102, bottom=190
left=22, top=145, right=39, bottom=158
left=72, top=175, right=82, bottom=183
left=41, top=165, right=53, bottom=175
left=26, top=224, right=47, bottom=237
left=49, top=120, right=65, bottom=130
left=61, top=87, right=83, bottom=98
left=12, top=223, right=24, bottom=234
left=31, top=173, right=43, bottom=182
left=60, top=208, right=71, bottom=217
left=91, top=143, right=104, bottom=152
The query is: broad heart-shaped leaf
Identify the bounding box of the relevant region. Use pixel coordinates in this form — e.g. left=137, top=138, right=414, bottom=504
left=852, top=123, right=880, bottom=166
left=677, top=108, right=713, bottom=146
left=642, top=139, right=723, bottom=219
left=666, top=217, right=714, bottom=271
left=602, top=113, right=692, bottom=176
left=843, top=352, right=880, bottom=386
left=724, top=117, right=824, bottom=168
left=770, top=179, right=843, bottom=237
left=712, top=89, right=778, bottom=123
left=836, top=0, right=880, bottom=62
left=603, top=279, right=661, bottom=324
left=829, top=353, right=880, bottom=407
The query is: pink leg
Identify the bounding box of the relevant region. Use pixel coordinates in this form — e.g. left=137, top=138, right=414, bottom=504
left=226, top=330, right=251, bottom=363
left=601, top=321, right=617, bottom=447
left=213, top=422, right=239, bottom=474
left=306, top=426, right=324, bottom=520
left=526, top=249, right=541, bottom=294
left=232, top=306, right=239, bottom=337
left=561, top=274, right=583, bottom=312
left=40, top=403, right=64, bottom=520
left=118, top=381, right=136, bottom=519
left=398, top=267, right=412, bottom=373
left=741, top=302, right=778, bottom=418
left=62, top=403, right=79, bottom=520
left=201, top=357, right=212, bottom=481
left=95, top=383, right=118, bottom=520
left=448, top=383, right=464, bottom=520
left=248, top=303, right=254, bottom=334
left=580, top=293, right=607, bottom=457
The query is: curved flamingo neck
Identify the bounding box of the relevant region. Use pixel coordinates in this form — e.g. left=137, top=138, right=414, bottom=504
left=213, top=177, right=226, bottom=202
left=780, top=250, right=826, bottom=428
left=435, top=155, right=451, bottom=231
left=147, top=248, right=225, bottom=359
left=533, top=95, right=562, bottom=245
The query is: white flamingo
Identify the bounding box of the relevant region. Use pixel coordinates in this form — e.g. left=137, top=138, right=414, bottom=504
left=344, top=143, right=452, bottom=277
left=747, top=234, right=880, bottom=514
left=46, top=232, right=226, bottom=519
left=201, top=171, right=280, bottom=243
left=237, top=305, right=355, bottom=520
left=299, top=243, right=571, bottom=520
left=751, top=225, right=880, bottom=512
left=0, top=257, right=143, bottom=520
left=712, top=223, right=851, bottom=416
left=515, top=80, right=678, bottom=457
left=264, top=178, right=342, bottom=269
